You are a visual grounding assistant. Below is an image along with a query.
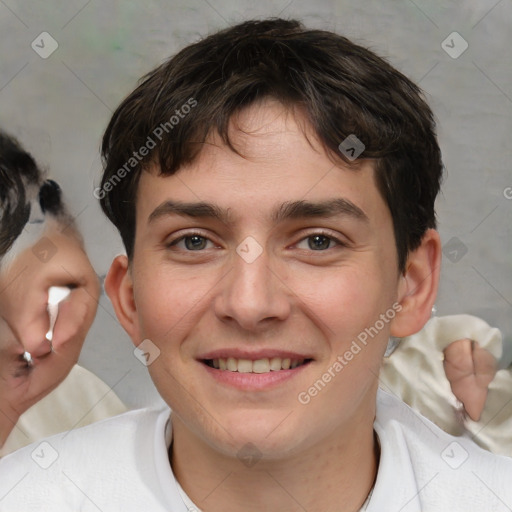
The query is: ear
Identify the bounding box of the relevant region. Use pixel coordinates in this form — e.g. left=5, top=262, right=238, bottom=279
left=390, top=229, right=441, bottom=338
left=104, top=255, right=141, bottom=344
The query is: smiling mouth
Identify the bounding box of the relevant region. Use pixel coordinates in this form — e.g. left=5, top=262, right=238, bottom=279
left=203, top=357, right=312, bottom=373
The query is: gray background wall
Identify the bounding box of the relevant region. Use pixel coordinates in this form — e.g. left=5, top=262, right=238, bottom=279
left=1, top=0, right=510, bottom=408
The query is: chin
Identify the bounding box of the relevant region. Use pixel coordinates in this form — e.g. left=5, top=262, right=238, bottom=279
left=208, top=408, right=314, bottom=461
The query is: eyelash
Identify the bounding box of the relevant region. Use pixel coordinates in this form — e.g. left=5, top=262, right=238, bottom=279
left=294, top=230, right=347, bottom=251
left=166, top=230, right=218, bottom=251
left=166, top=230, right=347, bottom=252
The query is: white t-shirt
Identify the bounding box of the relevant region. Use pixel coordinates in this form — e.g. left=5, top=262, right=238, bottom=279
left=0, top=389, right=511, bottom=511
left=174, top=478, right=373, bottom=511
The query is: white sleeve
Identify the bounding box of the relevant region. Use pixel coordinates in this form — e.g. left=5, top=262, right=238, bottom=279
left=419, top=314, right=505, bottom=366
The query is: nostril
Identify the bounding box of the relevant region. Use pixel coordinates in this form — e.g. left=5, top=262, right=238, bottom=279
left=39, top=179, right=62, bottom=214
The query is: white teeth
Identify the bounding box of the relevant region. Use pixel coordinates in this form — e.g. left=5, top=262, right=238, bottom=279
left=269, top=357, right=282, bottom=371
left=253, top=358, right=270, bottom=373
left=237, top=359, right=253, bottom=373
left=211, top=357, right=305, bottom=373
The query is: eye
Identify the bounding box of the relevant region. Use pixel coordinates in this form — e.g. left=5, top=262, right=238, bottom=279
left=168, top=234, right=215, bottom=251
left=295, top=233, right=342, bottom=251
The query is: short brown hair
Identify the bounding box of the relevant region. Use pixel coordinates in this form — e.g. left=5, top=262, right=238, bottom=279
left=100, top=18, right=443, bottom=271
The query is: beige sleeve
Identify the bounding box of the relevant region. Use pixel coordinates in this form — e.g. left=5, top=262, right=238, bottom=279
left=380, top=314, right=512, bottom=456
left=422, top=314, right=503, bottom=360
left=0, top=364, right=127, bottom=457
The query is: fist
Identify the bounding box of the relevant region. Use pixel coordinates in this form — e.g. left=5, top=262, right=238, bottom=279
left=443, top=338, right=497, bottom=421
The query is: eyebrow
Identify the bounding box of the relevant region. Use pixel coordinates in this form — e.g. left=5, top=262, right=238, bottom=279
left=272, top=199, right=368, bottom=223
left=148, top=201, right=228, bottom=224
left=147, top=198, right=369, bottom=225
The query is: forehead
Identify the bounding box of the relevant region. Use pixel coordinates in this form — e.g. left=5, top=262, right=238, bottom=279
left=136, top=100, right=386, bottom=225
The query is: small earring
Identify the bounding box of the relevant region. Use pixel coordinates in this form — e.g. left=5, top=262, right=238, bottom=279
left=22, top=351, right=34, bottom=366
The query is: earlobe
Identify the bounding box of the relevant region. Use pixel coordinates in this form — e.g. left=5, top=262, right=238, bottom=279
left=104, top=255, right=140, bottom=343
left=390, top=229, right=441, bottom=338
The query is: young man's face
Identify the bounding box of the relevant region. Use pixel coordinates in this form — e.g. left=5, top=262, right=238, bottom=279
left=111, top=99, right=433, bottom=459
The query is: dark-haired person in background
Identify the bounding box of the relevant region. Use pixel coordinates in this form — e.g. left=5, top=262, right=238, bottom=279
left=0, top=131, right=126, bottom=456
left=1, top=19, right=511, bottom=511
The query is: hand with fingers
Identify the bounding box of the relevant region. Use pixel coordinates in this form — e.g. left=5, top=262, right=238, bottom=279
left=0, top=226, right=100, bottom=447
left=443, top=338, right=497, bottom=422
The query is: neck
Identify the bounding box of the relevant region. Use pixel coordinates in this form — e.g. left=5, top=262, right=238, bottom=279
left=171, top=406, right=378, bottom=512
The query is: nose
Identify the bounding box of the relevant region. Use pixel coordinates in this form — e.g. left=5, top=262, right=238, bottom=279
left=214, top=248, right=291, bottom=332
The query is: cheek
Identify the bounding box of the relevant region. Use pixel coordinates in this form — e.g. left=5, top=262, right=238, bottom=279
left=291, top=263, right=394, bottom=341
left=133, top=267, right=214, bottom=343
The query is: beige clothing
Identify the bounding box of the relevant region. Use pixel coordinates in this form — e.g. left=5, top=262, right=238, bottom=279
left=0, top=364, right=126, bottom=456
left=381, top=314, right=512, bottom=456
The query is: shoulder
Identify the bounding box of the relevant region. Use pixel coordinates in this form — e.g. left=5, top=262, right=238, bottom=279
left=371, top=389, right=512, bottom=511
left=1, top=406, right=167, bottom=467
left=0, top=407, right=173, bottom=511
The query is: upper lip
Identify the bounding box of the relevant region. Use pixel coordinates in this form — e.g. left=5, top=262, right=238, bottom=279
left=197, top=349, right=314, bottom=360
